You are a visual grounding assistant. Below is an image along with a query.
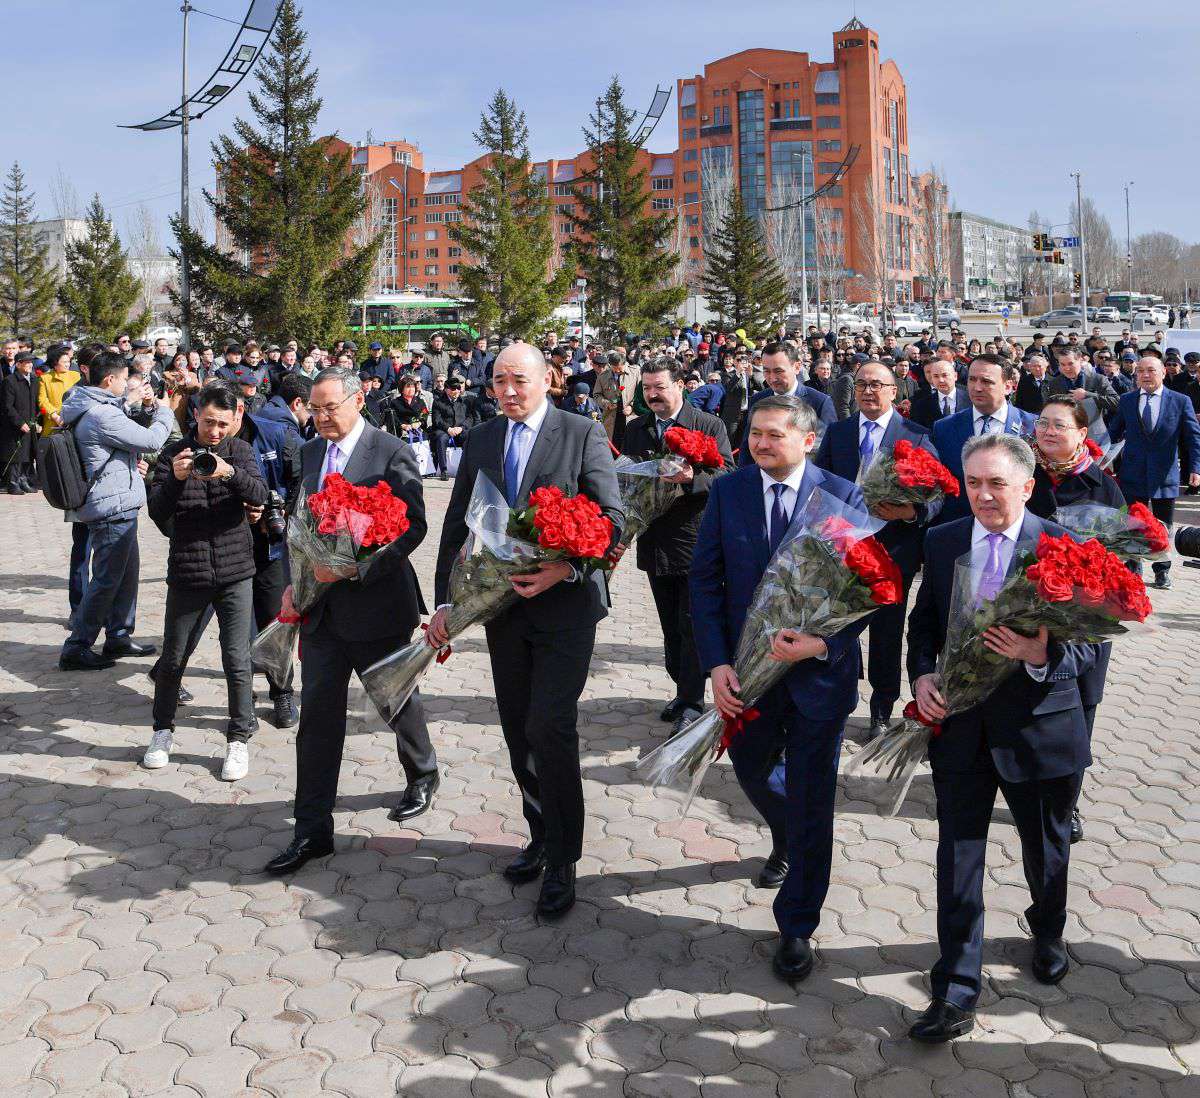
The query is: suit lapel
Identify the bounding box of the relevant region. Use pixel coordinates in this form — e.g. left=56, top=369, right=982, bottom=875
left=835, top=417, right=861, bottom=479
left=879, top=413, right=904, bottom=453
left=517, top=403, right=561, bottom=502
left=303, top=439, right=327, bottom=493
left=340, top=424, right=374, bottom=484
left=785, top=462, right=825, bottom=542
left=735, top=468, right=771, bottom=571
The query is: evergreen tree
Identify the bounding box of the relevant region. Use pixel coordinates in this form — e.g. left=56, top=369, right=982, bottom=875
left=0, top=162, right=60, bottom=344
left=58, top=195, right=151, bottom=343
left=449, top=90, right=572, bottom=340
left=568, top=76, right=686, bottom=339
left=701, top=188, right=789, bottom=337
left=171, top=0, right=377, bottom=345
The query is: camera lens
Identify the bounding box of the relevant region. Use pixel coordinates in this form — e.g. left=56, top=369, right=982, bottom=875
left=192, top=450, right=218, bottom=477
left=1174, top=525, right=1200, bottom=560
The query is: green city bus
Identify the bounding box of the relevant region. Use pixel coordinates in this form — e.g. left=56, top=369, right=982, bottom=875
left=348, top=293, right=478, bottom=350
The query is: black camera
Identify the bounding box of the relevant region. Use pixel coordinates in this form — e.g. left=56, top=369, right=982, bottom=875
left=1175, top=525, right=1200, bottom=559
left=263, top=490, right=287, bottom=543
left=191, top=448, right=218, bottom=477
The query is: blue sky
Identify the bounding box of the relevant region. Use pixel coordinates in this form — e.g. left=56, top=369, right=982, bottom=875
left=4, top=0, right=1197, bottom=245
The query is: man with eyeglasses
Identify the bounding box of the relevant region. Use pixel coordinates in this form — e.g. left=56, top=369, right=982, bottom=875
left=815, top=360, right=943, bottom=738
left=1095, top=351, right=1134, bottom=396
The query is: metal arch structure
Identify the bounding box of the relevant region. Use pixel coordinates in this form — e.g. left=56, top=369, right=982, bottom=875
left=121, top=0, right=284, bottom=131
left=763, top=142, right=861, bottom=213
left=633, top=85, right=672, bottom=148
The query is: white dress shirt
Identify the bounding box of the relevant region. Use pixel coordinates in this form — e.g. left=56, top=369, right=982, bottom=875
left=318, top=414, right=366, bottom=487
left=936, top=389, right=956, bottom=415
left=1139, top=386, right=1163, bottom=430
left=504, top=397, right=551, bottom=492
left=859, top=408, right=894, bottom=452
left=760, top=462, right=807, bottom=529
left=972, top=406, right=1007, bottom=436
left=970, top=512, right=1048, bottom=680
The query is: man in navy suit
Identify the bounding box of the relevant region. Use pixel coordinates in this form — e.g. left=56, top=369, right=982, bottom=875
left=931, top=354, right=1036, bottom=523
left=906, top=433, right=1097, bottom=1043
left=814, top=360, right=942, bottom=737
left=691, top=394, right=871, bottom=983
left=1107, top=354, right=1200, bottom=589
left=737, top=343, right=835, bottom=466
left=909, top=358, right=968, bottom=428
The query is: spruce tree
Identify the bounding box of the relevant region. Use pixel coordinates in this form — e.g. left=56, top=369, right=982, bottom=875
left=449, top=90, right=572, bottom=340
left=58, top=195, right=151, bottom=343
left=0, top=162, right=60, bottom=344
left=171, top=0, right=377, bottom=345
left=701, top=188, right=790, bottom=337
left=568, top=76, right=686, bottom=339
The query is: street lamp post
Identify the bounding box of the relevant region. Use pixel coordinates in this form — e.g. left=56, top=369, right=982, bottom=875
left=179, top=1, right=192, bottom=350
left=1124, top=181, right=1134, bottom=327
left=1071, top=172, right=1088, bottom=325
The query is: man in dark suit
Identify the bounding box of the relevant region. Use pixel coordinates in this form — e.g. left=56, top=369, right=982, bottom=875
left=737, top=343, right=835, bottom=467
left=719, top=355, right=759, bottom=450
left=427, top=344, right=623, bottom=919
left=909, top=358, right=968, bottom=429
left=1045, top=346, right=1119, bottom=423
left=931, top=355, right=1037, bottom=523
left=263, top=367, right=440, bottom=875
left=906, top=432, right=1097, bottom=1042
left=1013, top=353, right=1051, bottom=415
left=430, top=376, right=481, bottom=479
left=620, top=359, right=733, bottom=735
left=814, top=360, right=942, bottom=737
left=1107, top=354, right=1200, bottom=589
left=691, top=394, right=872, bottom=981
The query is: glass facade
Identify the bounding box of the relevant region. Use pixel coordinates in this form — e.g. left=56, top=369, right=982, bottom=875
left=769, top=140, right=815, bottom=260
left=737, top=89, right=766, bottom=217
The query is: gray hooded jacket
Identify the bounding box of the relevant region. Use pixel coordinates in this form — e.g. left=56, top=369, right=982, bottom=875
left=60, top=384, right=174, bottom=523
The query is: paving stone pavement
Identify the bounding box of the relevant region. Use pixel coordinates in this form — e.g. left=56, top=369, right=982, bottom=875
left=1, top=485, right=1199, bottom=1098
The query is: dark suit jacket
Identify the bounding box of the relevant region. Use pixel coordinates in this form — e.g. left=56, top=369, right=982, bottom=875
left=907, top=513, right=1096, bottom=783
left=1013, top=372, right=1051, bottom=415
left=689, top=461, right=869, bottom=723
left=737, top=383, right=837, bottom=467
left=298, top=424, right=428, bottom=643
left=1107, top=387, right=1200, bottom=500
left=433, top=403, right=623, bottom=632
left=621, top=401, right=733, bottom=576
left=813, top=412, right=942, bottom=577
left=931, top=403, right=1038, bottom=522
left=909, top=385, right=968, bottom=429
left=718, top=371, right=759, bottom=448
left=1045, top=368, right=1119, bottom=420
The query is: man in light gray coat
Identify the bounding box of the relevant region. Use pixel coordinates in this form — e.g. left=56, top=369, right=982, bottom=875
left=59, top=352, right=175, bottom=672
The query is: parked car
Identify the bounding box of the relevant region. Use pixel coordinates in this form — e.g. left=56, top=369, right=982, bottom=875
left=923, top=304, right=961, bottom=327
left=1091, top=306, right=1120, bottom=323
left=1032, top=308, right=1085, bottom=330
left=887, top=309, right=926, bottom=337
left=1133, top=305, right=1169, bottom=325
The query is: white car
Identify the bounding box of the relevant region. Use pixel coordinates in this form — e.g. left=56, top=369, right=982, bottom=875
left=887, top=310, right=926, bottom=337
left=1092, top=307, right=1120, bottom=323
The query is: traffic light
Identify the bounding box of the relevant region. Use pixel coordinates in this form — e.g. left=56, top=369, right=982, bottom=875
left=1073, top=272, right=1082, bottom=291
left=1032, top=232, right=1049, bottom=251
left=1052, top=250, right=1065, bottom=265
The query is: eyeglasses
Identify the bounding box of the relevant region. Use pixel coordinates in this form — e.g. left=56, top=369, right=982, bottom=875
left=305, top=392, right=357, bottom=417
left=1035, top=418, right=1076, bottom=432
left=853, top=380, right=896, bottom=392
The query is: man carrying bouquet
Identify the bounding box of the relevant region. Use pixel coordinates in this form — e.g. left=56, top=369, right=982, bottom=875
left=905, top=433, right=1097, bottom=1042
left=814, top=359, right=943, bottom=739
left=620, top=358, right=733, bottom=737
left=428, top=344, right=622, bottom=919
left=264, top=367, right=439, bottom=875
left=690, top=395, right=870, bottom=981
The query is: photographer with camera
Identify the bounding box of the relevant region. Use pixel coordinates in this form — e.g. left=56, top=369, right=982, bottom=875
left=146, top=384, right=267, bottom=781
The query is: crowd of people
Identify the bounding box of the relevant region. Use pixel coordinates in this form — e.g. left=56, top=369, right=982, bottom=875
left=2, top=307, right=1196, bottom=1045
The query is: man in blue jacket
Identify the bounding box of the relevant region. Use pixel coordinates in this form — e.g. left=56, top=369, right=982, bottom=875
left=737, top=343, right=835, bottom=466
left=691, top=394, right=871, bottom=983
left=1107, top=353, right=1200, bottom=588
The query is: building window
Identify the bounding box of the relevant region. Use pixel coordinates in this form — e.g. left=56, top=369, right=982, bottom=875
left=425, top=211, right=443, bottom=223
left=555, top=203, right=573, bottom=216
left=651, top=177, right=674, bottom=191
left=424, top=264, right=439, bottom=277
left=683, top=148, right=697, bottom=161
left=737, top=89, right=766, bottom=218
left=685, top=214, right=699, bottom=226
left=817, top=139, right=842, bottom=152
left=815, top=93, right=840, bottom=106
left=408, top=197, right=419, bottom=207
left=448, top=264, right=460, bottom=275
left=408, top=231, right=419, bottom=242
left=443, top=210, right=461, bottom=223
left=425, top=248, right=438, bottom=258
left=553, top=183, right=573, bottom=196
left=448, top=246, right=462, bottom=257
left=682, top=127, right=697, bottom=141
left=681, top=105, right=696, bottom=120
left=560, top=222, right=575, bottom=234
left=428, top=283, right=438, bottom=292
left=444, top=193, right=460, bottom=205
left=816, top=116, right=841, bottom=129
left=817, top=162, right=841, bottom=174
left=684, top=191, right=698, bottom=205
left=393, top=149, right=411, bottom=165
left=408, top=249, right=418, bottom=259
left=424, top=229, right=438, bottom=241
left=689, top=236, right=700, bottom=249
left=682, top=170, right=698, bottom=183
left=825, top=185, right=843, bottom=197
left=409, top=266, right=420, bottom=277
left=651, top=196, right=674, bottom=210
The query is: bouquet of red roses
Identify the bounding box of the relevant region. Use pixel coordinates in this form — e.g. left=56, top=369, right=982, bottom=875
left=847, top=531, right=1152, bottom=815
left=1052, top=500, right=1170, bottom=562
left=252, top=473, right=411, bottom=685
left=663, top=425, right=725, bottom=471
left=860, top=438, right=960, bottom=511
left=361, top=473, right=615, bottom=721
left=638, top=487, right=901, bottom=813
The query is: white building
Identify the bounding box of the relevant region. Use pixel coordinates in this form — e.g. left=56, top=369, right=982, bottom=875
left=948, top=211, right=1075, bottom=304
left=30, top=217, right=88, bottom=279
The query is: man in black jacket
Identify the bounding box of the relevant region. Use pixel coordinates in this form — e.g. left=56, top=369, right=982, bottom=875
left=1013, top=354, right=1051, bottom=415
left=146, top=384, right=267, bottom=781
left=430, top=376, right=480, bottom=479
left=1, top=351, right=38, bottom=493
left=620, top=359, right=732, bottom=734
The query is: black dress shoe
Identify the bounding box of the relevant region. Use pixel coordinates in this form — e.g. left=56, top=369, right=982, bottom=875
left=868, top=717, right=891, bottom=741
left=909, top=999, right=975, bottom=1043
left=1069, top=809, right=1083, bottom=845
left=387, top=771, right=439, bottom=822
left=503, top=840, right=547, bottom=883
left=102, top=639, right=157, bottom=658
left=659, top=698, right=684, bottom=723
left=536, top=863, right=576, bottom=918
left=59, top=649, right=117, bottom=672
left=1154, top=571, right=1173, bottom=590
left=264, top=835, right=334, bottom=875
left=6, top=483, right=27, bottom=495
left=671, top=708, right=703, bottom=737
left=756, top=848, right=789, bottom=889
left=773, top=936, right=814, bottom=982
left=1032, top=937, right=1070, bottom=984
left=272, top=692, right=299, bottom=728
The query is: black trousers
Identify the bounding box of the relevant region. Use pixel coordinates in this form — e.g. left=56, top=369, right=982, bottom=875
left=865, top=571, right=915, bottom=722
left=1130, top=497, right=1175, bottom=574
left=294, top=621, right=437, bottom=842
left=647, top=572, right=705, bottom=710
left=429, top=430, right=462, bottom=472
left=485, top=612, right=596, bottom=865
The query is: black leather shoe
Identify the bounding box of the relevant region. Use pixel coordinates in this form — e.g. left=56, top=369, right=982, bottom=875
left=659, top=698, right=684, bottom=723
left=671, top=708, right=703, bottom=737
left=387, top=771, right=439, bottom=822
left=263, top=835, right=334, bottom=875
left=773, top=936, right=814, bottom=982
left=102, top=640, right=157, bottom=658
left=868, top=717, right=891, bottom=741
left=756, top=848, right=789, bottom=889
left=272, top=692, right=299, bottom=728
left=909, top=999, right=975, bottom=1043
left=1032, top=937, right=1070, bottom=984
left=59, top=649, right=117, bottom=672
left=5, top=483, right=27, bottom=495
left=1154, top=571, right=1173, bottom=590
left=1069, top=809, right=1083, bottom=845
left=536, top=863, right=576, bottom=918
left=503, top=840, right=547, bottom=883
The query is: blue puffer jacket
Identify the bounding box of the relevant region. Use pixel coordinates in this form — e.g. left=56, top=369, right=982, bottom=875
left=60, top=385, right=174, bottom=523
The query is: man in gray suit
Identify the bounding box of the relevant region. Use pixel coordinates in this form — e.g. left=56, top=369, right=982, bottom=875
left=264, top=367, right=439, bottom=875
left=427, top=344, right=623, bottom=919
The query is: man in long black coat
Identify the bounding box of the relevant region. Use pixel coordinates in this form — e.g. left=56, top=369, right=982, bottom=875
left=1, top=352, right=38, bottom=493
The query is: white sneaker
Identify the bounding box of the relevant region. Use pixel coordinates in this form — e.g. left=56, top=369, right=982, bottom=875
left=221, top=741, right=249, bottom=782
left=143, top=729, right=173, bottom=769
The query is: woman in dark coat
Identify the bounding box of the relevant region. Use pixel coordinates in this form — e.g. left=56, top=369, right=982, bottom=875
left=385, top=375, right=429, bottom=442
left=1027, top=394, right=1126, bottom=845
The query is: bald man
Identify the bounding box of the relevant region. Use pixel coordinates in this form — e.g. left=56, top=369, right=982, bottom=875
left=430, top=345, right=623, bottom=918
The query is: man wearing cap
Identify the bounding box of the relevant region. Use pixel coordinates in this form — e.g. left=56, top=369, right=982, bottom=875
left=430, top=375, right=480, bottom=480
left=408, top=349, right=433, bottom=393
left=360, top=342, right=391, bottom=390
left=1164, top=350, right=1190, bottom=394
left=450, top=339, right=473, bottom=383
left=231, top=363, right=267, bottom=416
left=1, top=351, right=39, bottom=493
left=424, top=333, right=451, bottom=382
left=1180, top=353, right=1200, bottom=413
left=1097, top=351, right=1135, bottom=396
left=216, top=344, right=244, bottom=383
left=566, top=381, right=600, bottom=419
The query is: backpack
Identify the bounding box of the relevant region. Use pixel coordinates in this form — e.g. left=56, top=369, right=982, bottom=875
left=38, top=414, right=113, bottom=511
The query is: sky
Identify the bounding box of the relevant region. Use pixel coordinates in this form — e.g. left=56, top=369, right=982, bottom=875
left=4, top=0, right=1198, bottom=247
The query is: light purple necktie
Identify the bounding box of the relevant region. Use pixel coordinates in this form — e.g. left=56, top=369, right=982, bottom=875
left=977, top=532, right=1007, bottom=603
left=320, top=442, right=341, bottom=487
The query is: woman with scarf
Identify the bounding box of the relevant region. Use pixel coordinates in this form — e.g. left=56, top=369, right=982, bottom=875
left=1027, top=394, right=1125, bottom=846
left=384, top=375, right=429, bottom=443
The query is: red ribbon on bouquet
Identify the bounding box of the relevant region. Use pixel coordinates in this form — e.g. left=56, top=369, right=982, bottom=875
left=715, top=707, right=761, bottom=758
left=902, top=699, right=942, bottom=739
left=420, top=623, right=453, bottom=664
left=276, top=609, right=306, bottom=625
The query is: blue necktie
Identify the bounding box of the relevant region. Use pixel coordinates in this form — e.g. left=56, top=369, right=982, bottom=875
left=979, top=415, right=994, bottom=435
left=1142, top=394, right=1154, bottom=434
left=859, top=420, right=878, bottom=466
left=768, top=483, right=790, bottom=554
left=503, top=422, right=526, bottom=507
